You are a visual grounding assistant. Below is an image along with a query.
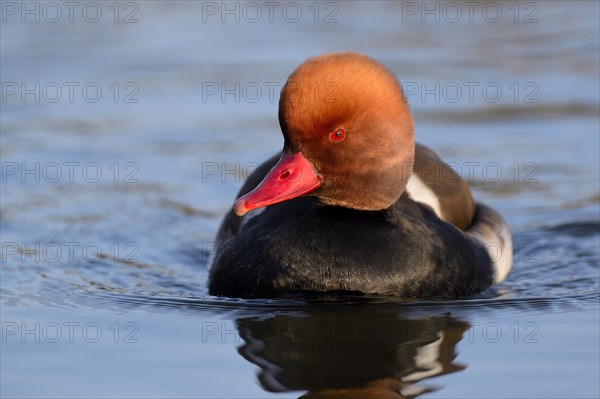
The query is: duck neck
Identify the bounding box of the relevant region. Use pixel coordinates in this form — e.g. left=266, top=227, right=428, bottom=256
left=316, top=139, right=415, bottom=211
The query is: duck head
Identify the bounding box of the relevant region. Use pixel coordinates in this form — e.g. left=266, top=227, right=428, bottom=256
left=234, top=52, right=415, bottom=216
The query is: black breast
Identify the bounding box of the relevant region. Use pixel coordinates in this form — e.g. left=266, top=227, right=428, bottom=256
left=208, top=193, right=493, bottom=299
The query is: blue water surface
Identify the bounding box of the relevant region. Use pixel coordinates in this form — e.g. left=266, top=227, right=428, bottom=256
left=1, top=1, right=599, bottom=398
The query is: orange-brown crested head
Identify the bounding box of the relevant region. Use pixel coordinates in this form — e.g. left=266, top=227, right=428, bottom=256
left=278, top=52, right=415, bottom=210
left=234, top=52, right=415, bottom=216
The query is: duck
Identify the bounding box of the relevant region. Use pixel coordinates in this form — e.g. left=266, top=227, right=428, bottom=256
left=208, top=52, right=512, bottom=299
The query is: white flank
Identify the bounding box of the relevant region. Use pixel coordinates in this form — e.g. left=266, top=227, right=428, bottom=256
left=406, top=174, right=444, bottom=219
left=466, top=205, right=513, bottom=283
left=494, top=222, right=513, bottom=283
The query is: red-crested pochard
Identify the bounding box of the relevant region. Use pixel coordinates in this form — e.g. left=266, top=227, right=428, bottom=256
left=208, top=52, right=512, bottom=298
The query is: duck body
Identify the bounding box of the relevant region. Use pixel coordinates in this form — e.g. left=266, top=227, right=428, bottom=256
left=207, top=52, right=511, bottom=298
left=209, top=146, right=503, bottom=298
left=209, top=186, right=493, bottom=299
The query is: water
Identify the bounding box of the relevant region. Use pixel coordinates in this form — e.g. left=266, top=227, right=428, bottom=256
left=1, top=1, right=599, bottom=397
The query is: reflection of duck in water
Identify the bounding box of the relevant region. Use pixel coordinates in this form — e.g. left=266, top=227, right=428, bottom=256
left=236, top=310, right=469, bottom=398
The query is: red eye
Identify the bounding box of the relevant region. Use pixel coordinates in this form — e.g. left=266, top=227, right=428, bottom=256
left=330, top=128, right=346, bottom=142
